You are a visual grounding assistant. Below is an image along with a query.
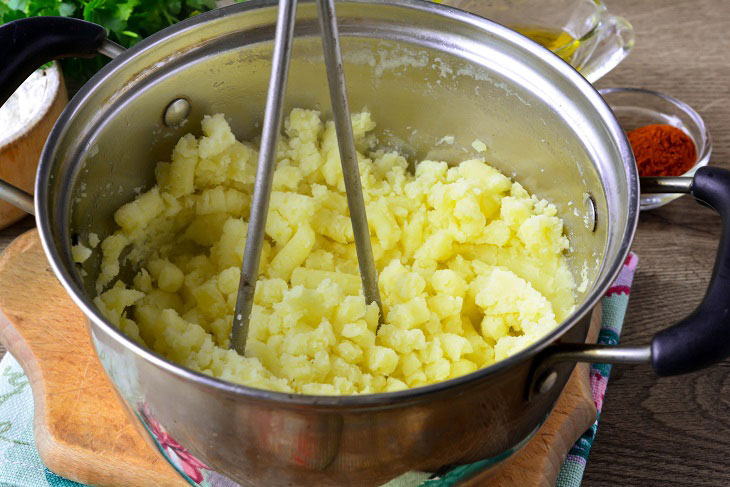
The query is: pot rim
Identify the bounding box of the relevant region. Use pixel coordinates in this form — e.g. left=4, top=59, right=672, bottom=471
left=35, top=0, right=639, bottom=408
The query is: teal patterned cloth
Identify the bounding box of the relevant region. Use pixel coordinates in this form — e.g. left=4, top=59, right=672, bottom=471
left=0, top=254, right=636, bottom=487
left=0, top=355, right=83, bottom=486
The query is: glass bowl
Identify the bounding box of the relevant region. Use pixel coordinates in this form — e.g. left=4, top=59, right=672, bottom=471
left=599, top=87, right=711, bottom=210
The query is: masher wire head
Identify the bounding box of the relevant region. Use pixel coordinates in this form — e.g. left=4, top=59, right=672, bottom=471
left=230, top=0, right=383, bottom=356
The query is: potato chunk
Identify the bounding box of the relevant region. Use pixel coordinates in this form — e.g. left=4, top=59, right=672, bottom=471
left=94, top=108, right=576, bottom=395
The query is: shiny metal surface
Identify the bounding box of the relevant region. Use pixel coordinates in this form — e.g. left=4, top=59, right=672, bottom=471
left=551, top=345, right=651, bottom=365
left=528, top=343, right=651, bottom=401
left=641, top=176, right=693, bottom=194
left=0, top=180, right=34, bottom=215
left=584, top=192, right=598, bottom=232
left=29, top=1, right=638, bottom=485
left=162, top=98, right=191, bottom=127
left=549, top=344, right=652, bottom=365
left=98, top=39, right=125, bottom=59
left=230, top=0, right=298, bottom=355
left=316, top=0, right=383, bottom=320
left=535, top=370, right=558, bottom=395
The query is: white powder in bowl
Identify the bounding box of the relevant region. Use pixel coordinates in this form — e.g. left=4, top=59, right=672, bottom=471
left=0, top=68, right=52, bottom=146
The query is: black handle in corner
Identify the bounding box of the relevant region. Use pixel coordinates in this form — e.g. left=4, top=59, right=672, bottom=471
left=652, top=166, right=730, bottom=376
left=0, top=16, right=106, bottom=105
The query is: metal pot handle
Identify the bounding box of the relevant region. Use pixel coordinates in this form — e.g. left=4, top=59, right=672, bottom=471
left=0, top=17, right=121, bottom=215
left=530, top=166, right=730, bottom=397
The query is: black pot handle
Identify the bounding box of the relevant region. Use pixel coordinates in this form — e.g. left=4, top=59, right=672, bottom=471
left=529, top=166, right=730, bottom=399
left=0, top=16, right=106, bottom=106
left=0, top=16, right=110, bottom=214
left=651, top=166, right=730, bottom=375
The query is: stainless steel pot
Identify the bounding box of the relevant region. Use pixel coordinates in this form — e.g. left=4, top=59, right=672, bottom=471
left=1, top=2, right=730, bottom=486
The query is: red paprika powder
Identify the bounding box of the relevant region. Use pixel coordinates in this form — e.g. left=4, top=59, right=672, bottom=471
left=627, top=124, right=697, bottom=177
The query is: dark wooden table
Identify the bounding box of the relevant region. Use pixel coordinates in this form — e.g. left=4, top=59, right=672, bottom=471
left=1, top=1, right=728, bottom=485
left=586, top=1, right=730, bottom=485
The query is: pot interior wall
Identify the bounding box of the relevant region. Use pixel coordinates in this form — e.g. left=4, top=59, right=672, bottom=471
left=47, top=1, right=628, bottom=336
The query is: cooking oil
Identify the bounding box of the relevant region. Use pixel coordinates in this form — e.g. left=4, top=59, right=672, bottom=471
left=510, top=26, right=581, bottom=62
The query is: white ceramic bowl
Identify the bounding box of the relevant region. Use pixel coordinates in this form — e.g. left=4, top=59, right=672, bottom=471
left=0, top=62, right=67, bottom=229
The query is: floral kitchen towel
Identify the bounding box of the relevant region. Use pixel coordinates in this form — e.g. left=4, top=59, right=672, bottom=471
left=0, top=254, right=637, bottom=487
left=554, top=252, right=638, bottom=487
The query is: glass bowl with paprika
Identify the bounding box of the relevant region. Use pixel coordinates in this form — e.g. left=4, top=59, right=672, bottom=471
left=599, top=87, right=711, bottom=210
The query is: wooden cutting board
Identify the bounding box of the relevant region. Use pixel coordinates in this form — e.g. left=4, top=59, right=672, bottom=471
left=0, top=230, right=599, bottom=487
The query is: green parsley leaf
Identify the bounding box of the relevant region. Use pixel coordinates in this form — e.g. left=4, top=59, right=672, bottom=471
left=1, top=0, right=248, bottom=87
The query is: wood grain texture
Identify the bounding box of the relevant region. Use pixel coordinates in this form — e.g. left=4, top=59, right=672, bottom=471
left=0, top=215, right=33, bottom=360
left=0, top=1, right=727, bottom=485
left=586, top=1, right=730, bottom=485
left=0, top=230, right=186, bottom=487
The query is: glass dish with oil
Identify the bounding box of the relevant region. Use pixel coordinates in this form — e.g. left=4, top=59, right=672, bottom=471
left=436, top=0, right=634, bottom=83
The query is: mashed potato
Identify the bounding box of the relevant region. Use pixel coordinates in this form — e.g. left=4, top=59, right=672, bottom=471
left=90, top=109, right=575, bottom=394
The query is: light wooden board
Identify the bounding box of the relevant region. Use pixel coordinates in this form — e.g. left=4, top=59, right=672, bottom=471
left=0, top=230, right=598, bottom=486
left=0, top=230, right=186, bottom=487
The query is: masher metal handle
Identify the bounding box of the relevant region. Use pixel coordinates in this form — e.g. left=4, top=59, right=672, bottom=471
left=315, top=0, right=384, bottom=320
left=230, top=0, right=383, bottom=355
left=230, top=0, right=297, bottom=354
